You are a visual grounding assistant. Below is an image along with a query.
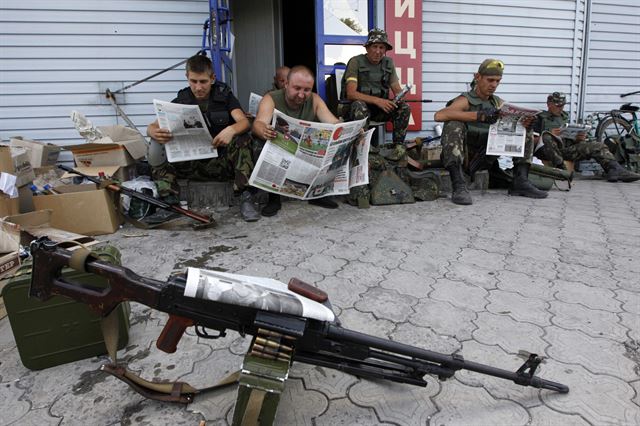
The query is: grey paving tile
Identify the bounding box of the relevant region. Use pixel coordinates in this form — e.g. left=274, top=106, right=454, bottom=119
left=430, top=380, right=529, bottom=426
left=505, top=255, right=557, bottom=280
left=472, top=312, right=547, bottom=354
left=545, top=328, right=639, bottom=380
left=430, top=278, right=489, bottom=312
left=409, top=299, right=477, bottom=341
left=0, top=380, right=30, bottom=425
left=274, top=378, right=328, bottom=426
left=444, top=262, right=499, bottom=290
left=620, top=313, right=640, bottom=341
left=316, top=276, right=368, bottom=309
left=335, top=261, right=388, bottom=286
left=348, top=378, right=439, bottom=425
left=289, top=363, right=357, bottom=400
left=313, top=397, right=389, bottom=426
left=379, top=269, right=434, bottom=299
left=458, top=247, right=505, bottom=271
left=337, top=308, right=396, bottom=339
left=541, top=362, right=640, bottom=425
left=495, top=270, right=555, bottom=301
left=297, top=253, right=348, bottom=276
left=486, top=290, right=551, bottom=326
left=391, top=322, right=461, bottom=354
left=354, top=287, right=417, bottom=322
left=549, top=300, right=628, bottom=342
left=4, top=408, right=62, bottom=426
left=527, top=405, right=590, bottom=426
left=553, top=280, right=621, bottom=311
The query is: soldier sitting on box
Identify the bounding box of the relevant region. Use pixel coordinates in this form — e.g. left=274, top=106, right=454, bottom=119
left=146, top=54, right=262, bottom=222
left=340, top=28, right=410, bottom=146
left=534, top=92, right=639, bottom=183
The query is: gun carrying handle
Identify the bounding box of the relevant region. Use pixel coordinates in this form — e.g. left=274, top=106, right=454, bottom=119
left=288, top=278, right=328, bottom=303
left=157, top=315, right=195, bottom=353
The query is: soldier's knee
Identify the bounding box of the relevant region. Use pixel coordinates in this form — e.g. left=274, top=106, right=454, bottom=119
left=147, top=139, right=168, bottom=167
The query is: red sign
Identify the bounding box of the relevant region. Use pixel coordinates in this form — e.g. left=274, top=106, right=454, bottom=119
left=385, top=0, right=422, bottom=131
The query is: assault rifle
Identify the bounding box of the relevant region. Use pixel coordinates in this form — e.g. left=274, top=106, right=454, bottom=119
left=29, top=239, right=569, bottom=404
left=59, top=164, right=216, bottom=229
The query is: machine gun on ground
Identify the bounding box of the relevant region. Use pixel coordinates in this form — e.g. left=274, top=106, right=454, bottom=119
left=29, top=239, right=569, bottom=421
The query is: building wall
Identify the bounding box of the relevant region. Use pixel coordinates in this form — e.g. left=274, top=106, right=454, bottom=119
left=582, top=0, right=640, bottom=116
left=419, top=0, right=586, bottom=137
left=0, top=0, right=210, bottom=146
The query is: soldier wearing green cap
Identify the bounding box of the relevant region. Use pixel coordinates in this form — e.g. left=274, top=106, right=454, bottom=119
left=340, top=28, right=411, bottom=145
left=434, top=58, right=547, bottom=205
left=534, top=92, right=639, bottom=182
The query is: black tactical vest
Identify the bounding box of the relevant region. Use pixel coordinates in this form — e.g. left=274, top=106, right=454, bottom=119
left=173, top=82, right=233, bottom=136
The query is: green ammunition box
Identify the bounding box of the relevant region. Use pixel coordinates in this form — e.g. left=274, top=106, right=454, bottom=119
left=2, top=257, right=130, bottom=370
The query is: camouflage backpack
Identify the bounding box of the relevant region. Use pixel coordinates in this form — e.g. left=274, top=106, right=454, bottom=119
left=606, top=133, right=640, bottom=173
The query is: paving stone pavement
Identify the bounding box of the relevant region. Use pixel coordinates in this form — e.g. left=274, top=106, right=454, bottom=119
left=1, top=180, right=639, bottom=425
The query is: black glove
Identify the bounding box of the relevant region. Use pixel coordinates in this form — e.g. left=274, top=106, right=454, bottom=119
left=476, top=106, right=500, bottom=124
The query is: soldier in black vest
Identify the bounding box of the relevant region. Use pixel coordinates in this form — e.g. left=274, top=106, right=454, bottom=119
left=146, top=54, right=261, bottom=222
left=340, top=28, right=411, bottom=145
left=434, top=59, right=547, bottom=205
left=534, top=92, right=639, bottom=182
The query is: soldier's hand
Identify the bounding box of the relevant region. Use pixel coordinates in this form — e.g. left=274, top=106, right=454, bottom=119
left=575, top=131, right=586, bottom=142
left=476, top=106, right=500, bottom=124
left=377, top=98, right=397, bottom=114
left=551, top=128, right=562, bottom=136
left=520, top=115, right=535, bottom=129
left=149, top=127, right=173, bottom=144
left=212, top=126, right=234, bottom=148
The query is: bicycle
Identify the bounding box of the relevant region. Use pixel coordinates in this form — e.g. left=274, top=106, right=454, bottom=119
left=585, top=91, right=639, bottom=144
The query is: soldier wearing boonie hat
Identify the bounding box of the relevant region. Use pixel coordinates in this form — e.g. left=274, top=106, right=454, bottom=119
left=340, top=28, right=410, bottom=146
left=547, top=92, right=566, bottom=106
left=434, top=58, right=548, bottom=205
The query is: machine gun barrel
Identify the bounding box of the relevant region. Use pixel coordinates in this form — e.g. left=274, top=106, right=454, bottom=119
left=29, top=239, right=569, bottom=396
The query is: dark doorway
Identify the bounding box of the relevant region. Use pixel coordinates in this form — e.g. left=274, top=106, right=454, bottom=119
left=282, top=1, right=316, bottom=85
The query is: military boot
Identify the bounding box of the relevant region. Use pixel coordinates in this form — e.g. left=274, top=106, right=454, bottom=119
left=446, top=164, right=472, bottom=205
left=239, top=191, right=260, bottom=222
left=261, top=193, right=282, bottom=217
left=508, top=163, right=549, bottom=198
left=605, top=160, right=640, bottom=183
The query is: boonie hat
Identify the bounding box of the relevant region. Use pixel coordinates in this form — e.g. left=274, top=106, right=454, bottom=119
left=547, top=92, right=567, bottom=106
left=477, top=58, right=504, bottom=76
left=364, top=28, right=393, bottom=50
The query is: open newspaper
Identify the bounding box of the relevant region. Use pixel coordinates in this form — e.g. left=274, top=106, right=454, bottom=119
left=247, top=92, right=263, bottom=117
left=486, top=103, right=541, bottom=157
left=249, top=110, right=372, bottom=200
left=153, top=99, right=217, bottom=163
left=184, top=267, right=335, bottom=322
left=560, top=123, right=591, bottom=139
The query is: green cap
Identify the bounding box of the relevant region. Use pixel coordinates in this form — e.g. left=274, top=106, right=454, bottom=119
left=547, top=92, right=567, bottom=105
left=364, top=28, right=393, bottom=50
left=477, top=58, right=504, bottom=76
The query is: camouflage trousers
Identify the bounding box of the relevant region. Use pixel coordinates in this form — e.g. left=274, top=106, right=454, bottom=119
left=440, top=121, right=533, bottom=170
left=345, top=100, right=410, bottom=144
left=149, top=133, right=256, bottom=197
left=538, top=133, right=615, bottom=168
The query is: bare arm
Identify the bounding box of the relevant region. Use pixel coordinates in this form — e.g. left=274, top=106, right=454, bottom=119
left=434, top=96, right=478, bottom=122
left=212, top=108, right=250, bottom=147
left=146, top=120, right=173, bottom=144
left=313, top=94, right=340, bottom=124
left=252, top=94, right=277, bottom=140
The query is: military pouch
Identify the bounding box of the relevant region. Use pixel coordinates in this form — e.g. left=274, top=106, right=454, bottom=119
left=407, top=170, right=440, bottom=201
left=208, top=110, right=229, bottom=127
left=370, top=170, right=415, bottom=205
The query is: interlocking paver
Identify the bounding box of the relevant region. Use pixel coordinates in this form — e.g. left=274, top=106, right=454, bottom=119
left=553, top=279, right=621, bottom=310
left=314, top=397, right=389, bottom=425
left=555, top=263, right=619, bottom=289
left=505, top=255, right=558, bottom=280
left=541, top=362, right=640, bottom=425
left=290, top=363, right=357, bottom=399
left=444, top=262, right=499, bottom=289
left=336, top=261, right=388, bottom=286
left=496, top=270, right=555, bottom=300
left=545, top=328, right=639, bottom=380
left=549, top=300, right=628, bottom=341
left=527, top=405, right=592, bottom=425
left=354, top=287, right=417, bottom=322
left=409, top=298, right=477, bottom=340
left=473, top=312, right=547, bottom=354
left=430, top=379, right=529, bottom=426
left=486, top=290, right=551, bottom=325
left=391, top=322, right=461, bottom=354
left=379, top=269, right=433, bottom=298
left=430, top=278, right=489, bottom=311
left=349, top=378, right=439, bottom=424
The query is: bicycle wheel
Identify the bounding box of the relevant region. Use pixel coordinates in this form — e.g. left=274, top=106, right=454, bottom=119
left=596, top=116, right=632, bottom=143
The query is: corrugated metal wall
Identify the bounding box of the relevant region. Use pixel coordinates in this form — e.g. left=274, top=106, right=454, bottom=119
left=419, top=0, right=585, bottom=138
left=582, top=0, right=640, bottom=115
left=0, top=0, right=209, bottom=147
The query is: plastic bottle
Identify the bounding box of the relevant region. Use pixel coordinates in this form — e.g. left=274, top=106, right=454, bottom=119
left=29, top=184, right=43, bottom=196
left=43, top=184, right=60, bottom=195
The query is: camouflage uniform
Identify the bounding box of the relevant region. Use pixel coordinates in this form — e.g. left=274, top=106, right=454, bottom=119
left=534, top=110, right=615, bottom=168
left=340, top=29, right=410, bottom=144
left=149, top=82, right=256, bottom=198
left=441, top=89, right=533, bottom=172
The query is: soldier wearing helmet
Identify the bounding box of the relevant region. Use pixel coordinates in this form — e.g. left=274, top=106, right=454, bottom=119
left=534, top=92, right=639, bottom=182
left=340, top=28, right=411, bottom=145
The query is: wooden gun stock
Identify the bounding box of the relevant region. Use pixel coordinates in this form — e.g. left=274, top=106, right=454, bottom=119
left=288, top=277, right=328, bottom=302
left=157, top=315, right=196, bottom=353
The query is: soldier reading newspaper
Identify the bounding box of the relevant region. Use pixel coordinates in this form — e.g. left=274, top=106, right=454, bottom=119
left=486, top=103, right=541, bottom=157
left=249, top=110, right=372, bottom=200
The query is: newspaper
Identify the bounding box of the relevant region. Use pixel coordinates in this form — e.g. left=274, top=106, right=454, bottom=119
left=184, top=267, right=335, bottom=322
left=153, top=99, right=217, bottom=163
left=249, top=110, right=372, bottom=200
left=248, top=92, right=263, bottom=117
left=560, top=123, right=591, bottom=139
left=486, top=103, right=541, bottom=157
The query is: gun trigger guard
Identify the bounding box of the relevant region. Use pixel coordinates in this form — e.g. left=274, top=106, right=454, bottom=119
left=195, top=325, right=227, bottom=340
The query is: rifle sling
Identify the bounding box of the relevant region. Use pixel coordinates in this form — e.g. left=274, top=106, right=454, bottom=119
left=241, top=389, right=267, bottom=426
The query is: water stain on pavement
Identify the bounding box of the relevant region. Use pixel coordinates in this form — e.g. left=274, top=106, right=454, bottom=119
left=174, top=245, right=238, bottom=270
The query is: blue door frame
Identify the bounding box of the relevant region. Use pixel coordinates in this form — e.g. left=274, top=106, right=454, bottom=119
left=315, top=1, right=375, bottom=100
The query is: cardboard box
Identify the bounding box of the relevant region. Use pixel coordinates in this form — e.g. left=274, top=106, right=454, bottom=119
left=0, top=186, right=33, bottom=219
left=426, top=146, right=442, bottom=161
left=65, top=126, right=147, bottom=168
left=9, top=137, right=61, bottom=167
left=32, top=185, right=121, bottom=235
left=0, top=145, right=36, bottom=188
